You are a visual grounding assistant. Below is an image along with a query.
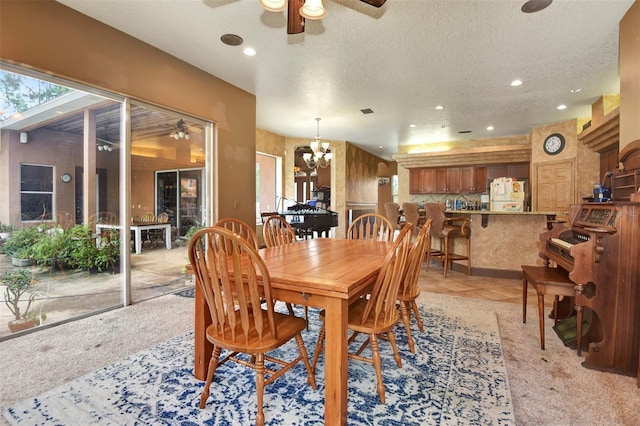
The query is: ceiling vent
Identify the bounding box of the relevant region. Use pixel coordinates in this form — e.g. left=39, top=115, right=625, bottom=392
left=360, top=108, right=374, bottom=114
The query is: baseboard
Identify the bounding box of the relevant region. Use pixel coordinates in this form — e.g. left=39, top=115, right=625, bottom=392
left=429, top=260, right=522, bottom=279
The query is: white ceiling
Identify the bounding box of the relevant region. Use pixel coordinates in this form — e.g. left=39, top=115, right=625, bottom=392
left=57, top=0, right=634, bottom=160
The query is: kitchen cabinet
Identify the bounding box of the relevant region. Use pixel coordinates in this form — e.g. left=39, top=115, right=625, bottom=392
left=460, top=167, right=487, bottom=193
left=435, top=167, right=459, bottom=194
left=409, top=168, right=436, bottom=194
left=487, top=163, right=530, bottom=180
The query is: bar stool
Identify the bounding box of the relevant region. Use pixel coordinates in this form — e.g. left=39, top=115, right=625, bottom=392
left=521, top=265, right=579, bottom=350
left=423, top=203, right=471, bottom=277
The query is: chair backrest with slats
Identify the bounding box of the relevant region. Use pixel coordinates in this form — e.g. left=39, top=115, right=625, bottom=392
left=399, top=219, right=432, bottom=299
left=188, top=227, right=277, bottom=343
left=140, top=212, right=155, bottom=223
left=215, top=218, right=259, bottom=250
left=347, top=213, right=394, bottom=242
left=263, top=215, right=297, bottom=247
left=156, top=212, right=169, bottom=223
left=360, top=224, right=413, bottom=327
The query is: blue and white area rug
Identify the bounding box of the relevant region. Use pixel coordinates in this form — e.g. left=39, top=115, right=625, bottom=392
left=4, top=304, right=514, bottom=425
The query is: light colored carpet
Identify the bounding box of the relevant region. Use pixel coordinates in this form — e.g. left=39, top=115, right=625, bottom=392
left=3, top=302, right=513, bottom=425
left=0, top=286, right=638, bottom=425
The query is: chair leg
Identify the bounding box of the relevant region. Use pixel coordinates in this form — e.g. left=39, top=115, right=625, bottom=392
left=311, top=324, right=326, bottom=373
left=522, top=276, right=528, bottom=324
left=199, top=346, right=222, bottom=409
left=465, top=236, right=471, bottom=275
left=399, top=301, right=415, bottom=353
left=255, top=353, right=265, bottom=426
left=443, top=236, right=450, bottom=278
left=387, top=329, right=402, bottom=368
left=369, top=334, right=386, bottom=404
left=410, top=300, right=424, bottom=332
left=537, top=293, right=546, bottom=350
left=294, top=333, right=317, bottom=389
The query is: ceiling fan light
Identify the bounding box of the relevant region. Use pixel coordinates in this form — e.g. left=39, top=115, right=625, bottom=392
left=98, top=145, right=103, bottom=151
left=259, top=0, right=287, bottom=12
left=185, top=132, right=190, bottom=140
left=173, top=133, right=179, bottom=140
left=300, top=0, right=326, bottom=20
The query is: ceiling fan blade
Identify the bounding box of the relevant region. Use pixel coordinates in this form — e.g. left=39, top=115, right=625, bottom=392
left=287, top=0, right=305, bottom=34
left=359, top=0, right=387, bottom=7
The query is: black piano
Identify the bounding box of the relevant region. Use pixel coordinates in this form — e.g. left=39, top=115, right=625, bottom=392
left=281, top=202, right=338, bottom=238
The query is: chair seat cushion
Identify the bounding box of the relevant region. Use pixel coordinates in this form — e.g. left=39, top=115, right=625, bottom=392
left=206, top=310, right=307, bottom=353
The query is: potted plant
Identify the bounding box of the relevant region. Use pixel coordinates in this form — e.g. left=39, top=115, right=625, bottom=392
left=0, top=222, right=14, bottom=240
left=2, top=226, right=43, bottom=267
left=2, top=269, right=43, bottom=332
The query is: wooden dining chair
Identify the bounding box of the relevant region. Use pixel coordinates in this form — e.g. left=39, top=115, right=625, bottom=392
left=347, top=213, right=395, bottom=242
left=188, top=227, right=316, bottom=426
left=398, top=218, right=432, bottom=353
left=261, top=215, right=308, bottom=325
left=311, top=224, right=413, bottom=403
left=262, top=215, right=297, bottom=247
left=214, top=217, right=259, bottom=250
left=150, top=212, right=170, bottom=246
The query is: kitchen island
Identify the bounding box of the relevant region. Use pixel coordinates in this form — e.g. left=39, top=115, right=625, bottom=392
left=437, top=210, right=560, bottom=276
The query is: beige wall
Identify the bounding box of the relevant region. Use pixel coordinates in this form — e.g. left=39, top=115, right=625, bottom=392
left=620, top=1, right=640, bottom=149
left=0, top=0, right=256, bottom=227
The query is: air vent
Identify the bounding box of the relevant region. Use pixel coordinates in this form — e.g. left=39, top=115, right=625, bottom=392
left=459, top=130, right=472, bottom=134
left=360, top=108, right=374, bottom=114
left=220, top=34, right=244, bottom=46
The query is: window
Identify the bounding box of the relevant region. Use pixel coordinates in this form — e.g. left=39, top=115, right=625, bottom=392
left=20, top=164, right=53, bottom=221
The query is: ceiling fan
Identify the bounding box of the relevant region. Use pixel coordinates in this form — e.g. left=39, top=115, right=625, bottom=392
left=260, top=0, right=387, bottom=34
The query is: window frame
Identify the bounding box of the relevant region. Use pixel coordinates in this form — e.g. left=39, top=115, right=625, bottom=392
left=20, top=163, right=55, bottom=222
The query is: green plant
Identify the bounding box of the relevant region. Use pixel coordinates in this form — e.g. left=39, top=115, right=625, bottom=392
left=0, top=222, right=15, bottom=233
left=2, top=269, right=39, bottom=321
left=30, top=226, right=67, bottom=268
left=185, top=225, right=204, bottom=241
left=25, top=310, right=47, bottom=326
left=2, top=226, right=44, bottom=259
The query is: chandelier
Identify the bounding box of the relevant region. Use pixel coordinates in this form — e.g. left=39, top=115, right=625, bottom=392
left=302, top=117, right=332, bottom=169
left=171, top=119, right=190, bottom=140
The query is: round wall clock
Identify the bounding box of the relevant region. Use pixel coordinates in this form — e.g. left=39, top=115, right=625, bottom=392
left=543, top=133, right=565, bottom=155
left=61, top=173, right=72, bottom=183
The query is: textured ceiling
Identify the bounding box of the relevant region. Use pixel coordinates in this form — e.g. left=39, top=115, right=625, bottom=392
left=57, top=0, right=634, bottom=160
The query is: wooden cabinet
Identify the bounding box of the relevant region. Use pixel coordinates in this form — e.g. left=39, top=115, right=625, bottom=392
left=487, top=163, right=530, bottom=180
left=460, top=167, right=487, bottom=193
left=409, top=168, right=436, bottom=194
left=611, top=170, right=640, bottom=201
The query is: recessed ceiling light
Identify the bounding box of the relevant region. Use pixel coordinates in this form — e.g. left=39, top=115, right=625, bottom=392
left=434, top=105, right=444, bottom=110
left=243, top=47, right=256, bottom=56
left=511, top=79, right=523, bottom=87
left=570, top=88, right=582, bottom=93
left=486, top=126, right=494, bottom=131
left=378, top=145, right=384, bottom=149
left=409, top=124, right=416, bottom=128
left=557, top=104, right=567, bottom=110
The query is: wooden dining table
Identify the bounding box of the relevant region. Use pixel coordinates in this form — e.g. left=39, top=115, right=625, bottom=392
left=193, top=237, right=393, bottom=425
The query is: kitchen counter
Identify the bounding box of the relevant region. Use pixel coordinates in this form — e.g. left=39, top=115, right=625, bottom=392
left=443, top=209, right=560, bottom=228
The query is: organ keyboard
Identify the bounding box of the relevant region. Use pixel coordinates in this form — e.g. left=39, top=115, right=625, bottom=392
left=539, top=202, right=640, bottom=379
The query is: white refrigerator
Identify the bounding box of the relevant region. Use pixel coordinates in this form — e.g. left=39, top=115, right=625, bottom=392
left=490, top=177, right=526, bottom=212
